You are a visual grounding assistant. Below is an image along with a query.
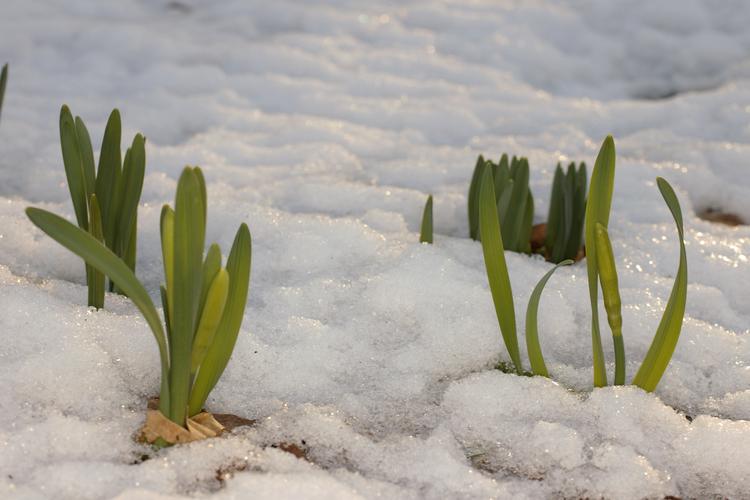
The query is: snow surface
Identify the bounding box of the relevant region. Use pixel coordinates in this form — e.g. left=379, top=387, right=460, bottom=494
left=1, top=0, right=750, bottom=498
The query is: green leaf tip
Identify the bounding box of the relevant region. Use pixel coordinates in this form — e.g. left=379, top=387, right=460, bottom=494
left=420, top=195, right=433, bottom=244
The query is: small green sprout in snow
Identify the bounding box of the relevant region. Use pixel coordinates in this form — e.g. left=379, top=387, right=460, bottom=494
left=26, top=166, right=252, bottom=442
left=420, top=195, right=433, bottom=244
left=58, top=105, right=146, bottom=308
left=0, top=64, right=7, bottom=124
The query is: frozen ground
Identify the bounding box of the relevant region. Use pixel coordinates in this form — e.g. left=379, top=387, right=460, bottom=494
left=1, top=0, right=750, bottom=498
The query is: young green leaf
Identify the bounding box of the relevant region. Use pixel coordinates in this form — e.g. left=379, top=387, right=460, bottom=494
left=189, top=223, right=252, bottom=416
left=96, top=109, right=122, bottom=250
left=519, top=189, right=534, bottom=254
left=493, top=154, right=510, bottom=203
left=115, top=134, right=145, bottom=260
left=25, top=207, right=170, bottom=413
left=584, top=136, right=616, bottom=387
left=199, top=244, right=222, bottom=318
left=478, top=167, right=521, bottom=373
left=546, top=164, right=564, bottom=252
left=595, top=223, right=625, bottom=385
left=74, top=117, right=96, bottom=197
left=170, top=167, right=207, bottom=425
left=87, top=194, right=105, bottom=309
left=160, top=205, right=175, bottom=325
left=191, top=268, right=229, bottom=374
left=503, top=159, right=530, bottom=250
left=468, top=156, right=486, bottom=240
left=59, top=106, right=89, bottom=230
left=632, top=177, right=688, bottom=392
left=525, top=260, right=573, bottom=377
left=420, top=195, right=433, bottom=244
left=0, top=63, right=7, bottom=123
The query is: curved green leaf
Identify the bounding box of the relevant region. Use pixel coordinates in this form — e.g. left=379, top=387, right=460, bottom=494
left=25, top=207, right=170, bottom=411
left=525, top=259, right=573, bottom=376
left=632, top=177, right=688, bottom=392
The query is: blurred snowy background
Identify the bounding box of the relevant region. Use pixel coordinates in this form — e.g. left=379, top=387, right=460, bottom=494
left=0, top=1, right=749, bottom=498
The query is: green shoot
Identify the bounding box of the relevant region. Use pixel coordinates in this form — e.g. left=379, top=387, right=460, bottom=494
left=595, top=223, right=625, bottom=385
left=584, top=136, right=616, bottom=387
left=632, top=177, right=688, bottom=392
left=59, top=105, right=146, bottom=307
left=546, top=162, right=587, bottom=263
left=0, top=63, right=7, bottom=124
left=525, top=259, right=573, bottom=377
left=478, top=167, right=521, bottom=373
left=468, top=154, right=534, bottom=254
left=468, top=155, right=487, bottom=240
left=420, top=195, right=433, bottom=244
left=26, top=166, right=252, bottom=434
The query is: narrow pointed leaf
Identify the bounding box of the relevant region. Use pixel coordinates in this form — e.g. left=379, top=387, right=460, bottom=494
left=584, top=135, right=616, bottom=387
left=0, top=63, right=7, bottom=122
left=160, top=205, right=175, bottom=327
left=420, top=195, right=433, bottom=244
left=96, top=109, right=122, bottom=249
left=199, top=244, right=222, bottom=318
left=519, top=189, right=534, bottom=254
left=59, top=106, right=88, bottom=229
left=74, top=117, right=96, bottom=197
left=546, top=164, right=564, bottom=251
left=468, top=156, right=486, bottom=240
left=478, top=168, right=521, bottom=373
left=170, top=167, right=206, bottom=425
left=526, top=259, right=573, bottom=376
left=632, top=177, right=688, bottom=392
left=115, top=134, right=145, bottom=259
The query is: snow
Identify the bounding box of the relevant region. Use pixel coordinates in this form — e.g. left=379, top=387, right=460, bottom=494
left=1, top=0, right=749, bottom=498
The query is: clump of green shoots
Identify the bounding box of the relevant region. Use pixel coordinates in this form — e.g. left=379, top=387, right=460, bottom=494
left=546, top=161, right=587, bottom=262
left=469, top=154, right=534, bottom=253
left=26, top=166, right=252, bottom=439
left=480, top=136, right=688, bottom=392
left=59, top=105, right=146, bottom=308
left=0, top=64, right=8, bottom=123
left=583, top=137, right=688, bottom=391
left=420, top=195, right=433, bottom=244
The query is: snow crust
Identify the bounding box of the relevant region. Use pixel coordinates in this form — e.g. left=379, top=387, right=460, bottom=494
left=1, top=1, right=749, bottom=498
